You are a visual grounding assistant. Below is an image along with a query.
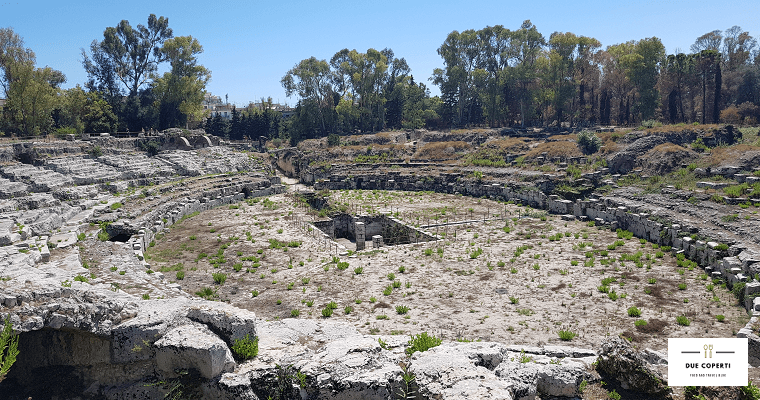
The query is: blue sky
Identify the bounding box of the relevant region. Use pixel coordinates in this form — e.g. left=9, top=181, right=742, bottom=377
left=1, top=0, right=757, bottom=107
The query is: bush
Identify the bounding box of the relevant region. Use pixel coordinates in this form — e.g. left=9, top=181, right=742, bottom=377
left=212, top=272, right=227, bottom=285
left=321, top=307, right=333, bottom=317
left=140, top=139, right=161, bottom=156
left=676, top=315, right=690, bottom=326
left=406, top=332, right=442, bottom=355
left=576, top=130, right=602, bottom=155
left=396, top=305, right=410, bottom=314
left=327, top=133, right=340, bottom=147
left=231, top=334, right=259, bottom=360
left=634, top=319, right=648, bottom=327
left=0, top=317, right=19, bottom=381
left=627, top=307, right=642, bottom=317
left=88, top=145, right=103, bottom=158
left=557, top=330, right=577, bottom=341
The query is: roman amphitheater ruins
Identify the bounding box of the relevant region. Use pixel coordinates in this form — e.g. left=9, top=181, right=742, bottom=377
left=1, top=125, right=760, bottom=399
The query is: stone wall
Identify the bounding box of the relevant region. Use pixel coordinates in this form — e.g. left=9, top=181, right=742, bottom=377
left=315, top=170, right=760, bottom=313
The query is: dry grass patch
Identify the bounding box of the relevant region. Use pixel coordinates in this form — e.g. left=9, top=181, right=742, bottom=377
left=414, top=141, right=471, bottom=160
left=703, top=144, right=760, bottom=166
left=650, top=143, right=688, bottom=154
left=645, top=123, right=721, bottom=134
left=548, top=134, right=577, bottom=141
left=524, top=141, right=583, bottom=159
left=484, top=138, right=530, bottom=152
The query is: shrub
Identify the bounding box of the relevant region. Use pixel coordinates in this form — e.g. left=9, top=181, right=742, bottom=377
left=97, top=229, right=110, bottom=241
left=396, top=305, right=410, bottom=314
left=321, top=307, right=334, bottom=317
left=176, top=271, right=185, bottom=280
left=634, top=319, right=648, bottom=327
left=406, top=332, right=442, bottom=355
left=327, top=133, right=340, bottom=147
left=627, top=307, right=642, bottom=317
left=231, top=334, right=259, bottom=360
left=196, top=287, right=216, bottom=300
left=716, top=315, right=725, bottom=322
left=0, top=317, right=19, bottom=381
left=721, top=214, right=739, bottom=222
left=557, top=330, right=577, bottom=341
left=291, top=309, right=300, bottom=317
left=676, top=315, right=690, bottom=326
left=576, top=130, right=602, bottom=154
left=212, top=272, right=227, bottom=285
left=354, top=267, right=364, bottom=274
left=88, top=145, right=103, bottom=158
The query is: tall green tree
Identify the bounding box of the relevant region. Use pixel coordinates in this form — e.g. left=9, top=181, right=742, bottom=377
left=628, top=37, right=666, bottom=120
left=432, top=29, right=480, bottom=126
left=82, top=14, right=172, bottom=130
left=509, top=20, right=546, bottom=127
left=546, top=31, right=580, bottom=125
left=281, top=57, right=334, bottom=134
left=98, top=14, right=173, bottom=97
left=55, top=85, right=117, bottom=133
left=151, top=36, right=211, bottom=129
left=0, top=28, right=65, bottom=136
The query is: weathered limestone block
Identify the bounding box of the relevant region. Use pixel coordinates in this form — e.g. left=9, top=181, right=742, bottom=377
left=596, top=338, right=672, bottom=399
left=202, top=373, right=257, bottom=400
left=154, top=324, right=235, bottom=379
left=186, top=304, right=257, bottom=343
left=411, top=343, right=513, bottom=400
left=723, top=257, right=741, bottom=275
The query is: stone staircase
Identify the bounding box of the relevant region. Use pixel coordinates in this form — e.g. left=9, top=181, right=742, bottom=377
left=1, top=163, right=73, bottom=192
left=98, top=154, right=176, bottom=178
left=46, top=156, right=123, bottom=185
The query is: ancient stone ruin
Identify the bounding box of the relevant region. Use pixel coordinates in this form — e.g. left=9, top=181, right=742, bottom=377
left=1, top=125, right=760, bottom=399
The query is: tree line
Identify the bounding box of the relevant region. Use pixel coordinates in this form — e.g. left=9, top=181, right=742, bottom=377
left=285, top=20, right=760, bottom=142
left=1, top=14, right=210, bottom=136
left=430, top=21, right=760, bottom=128
left=2, top=17, right=760, bottom=141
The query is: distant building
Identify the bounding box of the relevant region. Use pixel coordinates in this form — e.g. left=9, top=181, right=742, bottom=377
left=203, top=93, right=295, bottom=120
left=251, top=101, right=295, bottom=119
left=203, top=93, right=233, bottom=120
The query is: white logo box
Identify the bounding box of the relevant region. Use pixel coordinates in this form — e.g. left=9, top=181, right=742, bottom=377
left=668, top=338, right=748, bottom=386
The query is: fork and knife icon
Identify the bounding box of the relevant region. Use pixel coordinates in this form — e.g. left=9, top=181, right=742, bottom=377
left=704, top=344, right=713, bottom=358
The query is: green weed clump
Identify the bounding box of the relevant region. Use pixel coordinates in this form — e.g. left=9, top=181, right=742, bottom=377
left=406, top=332, right=442, bottom=355
left=557, top=330, right=577, bottom=341
left=212, top=272, right=227, bottom=285
left=231, top=334, right=259, bottom=360
left=627, top=307, right=642, bottom=317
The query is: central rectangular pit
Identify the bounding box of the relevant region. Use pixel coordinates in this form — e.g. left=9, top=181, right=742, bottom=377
left=313, top=213, right=437, bottom=251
